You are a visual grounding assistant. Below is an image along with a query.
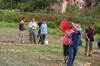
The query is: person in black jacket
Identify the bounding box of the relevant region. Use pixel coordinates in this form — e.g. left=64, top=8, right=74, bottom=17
left=37, top=19, right=43, bottom=39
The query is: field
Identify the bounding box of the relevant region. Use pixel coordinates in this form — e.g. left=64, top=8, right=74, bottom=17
left=0, top=22, right=100, bottom=66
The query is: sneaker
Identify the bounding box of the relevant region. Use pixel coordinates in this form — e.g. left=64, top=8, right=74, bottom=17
left=64, top=58, right=69, bottom=64
left=88, top=54, right=92, bottom=57
left=64, top=59, right=67, bottom=64
left=84, top=53, right=88, bottom=56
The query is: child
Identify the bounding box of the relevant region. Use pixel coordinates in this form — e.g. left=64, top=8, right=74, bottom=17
left=18, top=17, right=25, bottom=43
left=67, top=23, right=81, bottom=66
left=37, top=19, right=43, bottom=39
left=28, top=17, right=37, bottom=44
left=63, top=26, right=73, bottom=63
left=85, top=23, right=95, bottom=56
left=77, top=22, right=83, bottom=46
left=38, top=19, right=48, bottom=44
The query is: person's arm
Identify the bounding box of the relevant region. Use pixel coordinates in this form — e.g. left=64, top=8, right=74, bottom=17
left=93, top=29, right=96, bottom=35
left=28, top=22, right=31, bottom=28
left=85, top=30, right=90, bottom=41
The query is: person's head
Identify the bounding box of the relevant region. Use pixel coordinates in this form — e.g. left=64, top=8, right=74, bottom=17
left=77, top=21, right=82, bottom=26
left=32, top=16, right=35, bottom=22
left=62, top=17, right=67, bottom=21
left=72, top=23, right=81, bottom=32
left=89, top=23, right=94, bottom=29
left=42, top=18, right=47, bottom=24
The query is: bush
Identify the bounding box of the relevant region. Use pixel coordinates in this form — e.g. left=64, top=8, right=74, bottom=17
left=1, top=12, right=20, bottom=22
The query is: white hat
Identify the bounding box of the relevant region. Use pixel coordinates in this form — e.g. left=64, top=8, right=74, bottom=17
left=72, top=23, right=82, bottom=31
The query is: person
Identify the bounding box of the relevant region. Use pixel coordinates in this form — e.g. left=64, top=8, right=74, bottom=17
left=18, top=17, right=25, bottom=43
left=63, top=26, right=73, bottom=63
left=37, top=19, right=43, bottom=39
left=38, top=19, right=48, bottom=44
left=77, top=22, right=83, bottom=46
left=98, top=40, right=100, bottom=49
left=67, top=23, right=81, bottom=66
left=85, top=23, right=95, bottom=56
left=28, top=17, right=37, bottom=44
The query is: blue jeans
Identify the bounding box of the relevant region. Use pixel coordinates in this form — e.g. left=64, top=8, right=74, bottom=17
left=67, top=46, right=78, bottom=66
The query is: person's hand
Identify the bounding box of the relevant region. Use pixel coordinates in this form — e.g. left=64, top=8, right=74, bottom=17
left=70, top=40, right=73, bottom=45
left=87, top=38, right=90, bottom=41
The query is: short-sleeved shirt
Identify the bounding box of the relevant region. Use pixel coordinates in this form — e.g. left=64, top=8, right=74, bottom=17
left=28, top=21, right=37, bottom=29
left=63, top=29, right=73, bottom=45
left=71, top=31, right=81, bottom=49
left=40, top=23, right=48, bottom=34
left=85, top=28, right=95, bottom=41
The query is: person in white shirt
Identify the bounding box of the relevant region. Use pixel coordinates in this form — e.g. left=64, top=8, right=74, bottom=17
left=28, top=17, right=37, bottom=44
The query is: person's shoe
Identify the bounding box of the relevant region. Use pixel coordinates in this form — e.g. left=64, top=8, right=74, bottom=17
left=64, top=58, right=68, bottom=64
left=88, top=54, right=92, bottom=57
left=64, top=59, right=66, bottom=64
left=84, top=53, right=88, bottom=56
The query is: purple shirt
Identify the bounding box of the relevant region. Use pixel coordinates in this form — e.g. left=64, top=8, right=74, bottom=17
left=85, top=28, right=95, bottom=41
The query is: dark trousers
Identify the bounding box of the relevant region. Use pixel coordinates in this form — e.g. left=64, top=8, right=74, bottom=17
left=29, top=28, right=37, bottom=44
left=37, top=29, right=41, bottom=39
left=63, top=44, right=69, bottom=56
left=38, top=34, right=46, bottom=44
left=67, top=47, right=78, bottom=66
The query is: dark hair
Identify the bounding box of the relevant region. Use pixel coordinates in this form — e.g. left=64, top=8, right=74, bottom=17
left=77, top=21, right=82, bottom=23
left=21, top=17, right=25, bottom=20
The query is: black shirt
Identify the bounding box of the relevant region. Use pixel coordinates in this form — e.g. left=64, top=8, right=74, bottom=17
left=19, top=23, right=24, bottom=31
left=85, top=28, right=95, bottom=41
left=38, top=22, right=42, bottom=28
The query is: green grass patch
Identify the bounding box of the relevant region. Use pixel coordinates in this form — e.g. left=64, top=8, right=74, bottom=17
left=0, top=21, right=18, bottom=28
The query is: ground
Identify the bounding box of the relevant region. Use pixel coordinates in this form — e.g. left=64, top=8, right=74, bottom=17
left=0, top=28, right=100, bottom=66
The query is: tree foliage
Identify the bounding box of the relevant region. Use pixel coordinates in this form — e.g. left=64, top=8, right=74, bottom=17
left=0, top=0, right=51, bottom=12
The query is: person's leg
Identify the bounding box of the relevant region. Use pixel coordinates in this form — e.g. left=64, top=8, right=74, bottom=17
left=18, top=31, right=21, bottom=43
left=89, top=41, right=94, bottom=56
left=32, top=30, right=37, bottom=44
left=72, top=48, right=78, bottom=65
left=38, top=34, right=42, bottom=44
left=85, top=40, right=89, bottom=56
left=18, top=30, right=24, bottom=43
left=63, top=44, right=67, bottom=63
left=20, top=31, right=23, bottom=43
left=37, top=29, right=40, bottom=39
left=67, top=47, right=74, bottom=66
left=79, top=40, right=82, bottom=46
left=29, top=29, right=32, bottom=43
left=63, top=45, right=69, bottom=63
left=41, top=34, right=46, bottom=44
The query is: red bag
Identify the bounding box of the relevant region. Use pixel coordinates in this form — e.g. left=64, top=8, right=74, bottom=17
left=59, top=20, right=70, bottom=32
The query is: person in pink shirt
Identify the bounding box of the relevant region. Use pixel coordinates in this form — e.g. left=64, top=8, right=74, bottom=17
left=63, top=25, right=73, bottom=63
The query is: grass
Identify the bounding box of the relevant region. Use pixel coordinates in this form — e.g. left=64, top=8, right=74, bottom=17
left=0, top=44, right=63, bottom=66
left=0, top=21, right=63, bottom=35
left=0, top=22, right=100, bottom=66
